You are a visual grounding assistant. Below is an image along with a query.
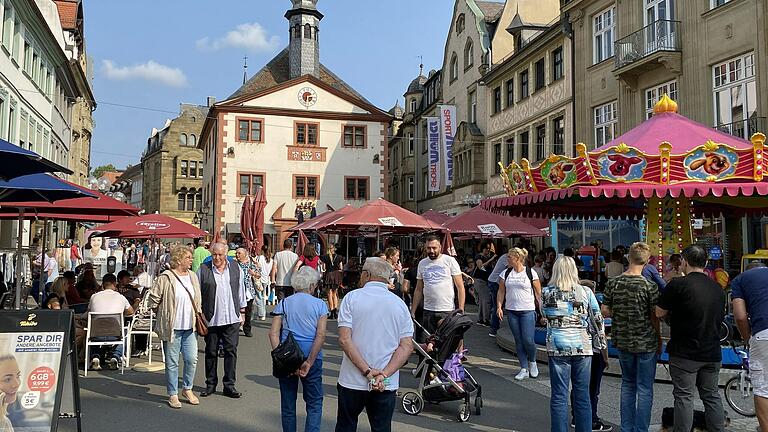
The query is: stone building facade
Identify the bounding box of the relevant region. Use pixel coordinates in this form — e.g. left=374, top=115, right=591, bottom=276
left=562, top=0, right=768, bottom=148
left=484, top=20, right=573, bottom=199
left=199, top=0, right=389, bottom=245
left=141, top=104, right=208, bottom=224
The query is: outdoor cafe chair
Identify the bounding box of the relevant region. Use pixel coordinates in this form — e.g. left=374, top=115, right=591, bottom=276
left=83, top=312, right=126, bottom=376
left=125, top=289, right=163, bottom=368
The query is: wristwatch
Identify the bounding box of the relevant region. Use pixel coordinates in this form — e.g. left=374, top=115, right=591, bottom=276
left=362, top=367, right=371, bottom=377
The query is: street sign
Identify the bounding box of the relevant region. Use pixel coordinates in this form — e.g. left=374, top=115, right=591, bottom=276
left=477, top=224, right=502, bottom=235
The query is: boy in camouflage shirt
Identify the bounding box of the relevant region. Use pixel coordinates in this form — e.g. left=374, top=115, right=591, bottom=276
left=602, top=242, right=661, bottom=432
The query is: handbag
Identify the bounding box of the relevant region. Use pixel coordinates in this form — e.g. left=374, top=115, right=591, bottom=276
left=577, top=285, right=603, bottom=351
left=271, top=300, right=305, bottom=378
left=168, top=271, right=208, bottom=336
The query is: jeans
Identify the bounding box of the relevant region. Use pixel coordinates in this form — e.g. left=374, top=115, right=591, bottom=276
left=488, top=281, right=500, bottom=332
left=669, top=356, right=725, bottom=432
left=279, top=359, right=323, bottom=432
left=571, top=352, right=606, bottom=425
left=549, top=355, right=592, bottom=432
left=162, top=329, right=198, bottom=396
left=422, top=310, right=451, bottom=335
left=474, top=279, right=491, bottom=322
left=335, top=384, right=396, bottom=432
left=254, top=289, right=266, bottom=318
left=506, top=310, right=537, bottom=369
left=243, top=299, right=254, bottom=334
left=618, top=351, right=657, bottom=432
left=89, top=336, right=124, bottom=363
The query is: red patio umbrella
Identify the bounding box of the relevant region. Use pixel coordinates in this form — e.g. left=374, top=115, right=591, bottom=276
left=422, top=210, right=450, bottom=225
left=251, top=186, right=267, bottom=254
left=296, top=229, right=310, bottom=255
left=288, top=205, right=356, bottom=232
left=442, top=206, right=544, bottom=237
left=92, top=213, right=207, bottom=239
left=442, top=230, right=457, bottom=256
left=321, top=199, right=440, bottom=234
left=240, top=195, right=254, bottom=252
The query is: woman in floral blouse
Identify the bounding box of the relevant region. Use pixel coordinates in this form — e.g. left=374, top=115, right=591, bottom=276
left=235, top=248, right=262, bottom=338
left=541, top=256, right=608, bottom=432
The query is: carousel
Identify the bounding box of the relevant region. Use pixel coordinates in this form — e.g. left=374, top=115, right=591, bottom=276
left=483, top=95, right=767, bottom=367
left=485, top=94, right=766, bottom=277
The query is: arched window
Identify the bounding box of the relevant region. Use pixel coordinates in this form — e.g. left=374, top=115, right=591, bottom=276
left=304, top=23, right=311, bottom=39
left=464, top=39, right=474, bottom=69
left=190, top=134, right=197, bottom=147
left=294, top=24, right=301, bottom=39
left=410, top=98, right=417, bottom=113
left=314, top=26, right=319, bottom=41
left=456, top=14, right=465, bottom=34
left=195, top=192, right=202, bottom=211
left=180, top=133, right=187, bottom=146
left=450, top=53, right=458, bottom=82
left=177, top=188, right=187, bottom=210
left=186, top=189, right=195, bottom=211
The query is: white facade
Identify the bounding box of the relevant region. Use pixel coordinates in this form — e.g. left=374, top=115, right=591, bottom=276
left=203, top=78, right=388, bottom=241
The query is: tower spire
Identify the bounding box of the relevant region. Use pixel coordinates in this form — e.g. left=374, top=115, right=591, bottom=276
left=418, top=55, right=424, bottom=76
left=287, top=0, right=323, bottom=79
left=242, top=56, right=248, bottom=84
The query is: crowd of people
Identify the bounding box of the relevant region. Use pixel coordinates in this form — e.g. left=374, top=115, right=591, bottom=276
left=22, top=231, right=768, bottom=432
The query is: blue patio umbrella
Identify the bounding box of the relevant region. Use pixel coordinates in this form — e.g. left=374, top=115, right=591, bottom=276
left=0, top=138, right=72, bottom=180
left=0, top=173, right=94, bottom=203
left=0, top=173, right=95, bottom=309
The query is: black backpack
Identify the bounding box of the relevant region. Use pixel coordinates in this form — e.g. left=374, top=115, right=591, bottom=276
left=501, top=266, right=543, bottom=322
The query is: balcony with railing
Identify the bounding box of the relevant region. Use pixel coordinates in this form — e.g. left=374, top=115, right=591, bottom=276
left=614, top=20, right=682, bottom=87
left=715, top=117, right=767, bottom=140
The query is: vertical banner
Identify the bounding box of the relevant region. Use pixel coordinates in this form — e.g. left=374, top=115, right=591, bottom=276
left=427, top=117, right=441, bottom=192
left=438, top=105, right=456, bottom=187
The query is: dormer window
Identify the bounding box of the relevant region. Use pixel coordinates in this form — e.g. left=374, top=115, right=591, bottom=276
left=457, top=14, right=465, bottom=34
left=410, top=99, right=417, bottom=113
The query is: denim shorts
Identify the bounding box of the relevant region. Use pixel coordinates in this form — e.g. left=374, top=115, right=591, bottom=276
left=750, top=329, right=768, bottom=398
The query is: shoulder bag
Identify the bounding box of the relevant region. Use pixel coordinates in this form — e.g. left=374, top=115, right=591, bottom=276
left=271, top=300, right=305, bottom=378
left=168, top=271, right=208, bottom=336
left=577, top=285, right=603, bottom=351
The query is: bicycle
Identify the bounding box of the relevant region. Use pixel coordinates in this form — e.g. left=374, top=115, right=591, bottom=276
left=723, top=341, right=756, bottom=417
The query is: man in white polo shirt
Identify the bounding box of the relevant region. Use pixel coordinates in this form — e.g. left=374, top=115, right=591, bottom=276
left=411, top=234, right=465, bottom=334
left=336, top=257, right=414, bottom=432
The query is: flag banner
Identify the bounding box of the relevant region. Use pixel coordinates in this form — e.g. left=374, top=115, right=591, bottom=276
left=427, top=117, right=441, bottom=192
left=438, top=105, right=456, bottom=187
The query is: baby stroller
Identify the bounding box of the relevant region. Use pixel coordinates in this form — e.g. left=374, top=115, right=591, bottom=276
left=402, top=310, right=482, bottom=422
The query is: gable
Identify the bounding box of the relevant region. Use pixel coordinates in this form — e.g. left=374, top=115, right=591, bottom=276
left=238, top=80, right=372, bottom=115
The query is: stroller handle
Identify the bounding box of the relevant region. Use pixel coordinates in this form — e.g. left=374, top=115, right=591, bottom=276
left=412, top=317, right=433, bottom=338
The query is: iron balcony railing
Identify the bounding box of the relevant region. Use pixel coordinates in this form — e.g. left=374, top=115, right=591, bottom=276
left=715, top=117, right=767, bottom=140
left=615, top=20, right=681, bottom=69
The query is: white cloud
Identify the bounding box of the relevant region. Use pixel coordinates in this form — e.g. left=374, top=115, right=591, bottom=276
left=101, top=60, right=188, bottom=87
left=196, top=22, right=280, bottom=52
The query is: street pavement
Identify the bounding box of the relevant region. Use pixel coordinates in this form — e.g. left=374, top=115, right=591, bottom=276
left=55, top=305, right=759, bottom=432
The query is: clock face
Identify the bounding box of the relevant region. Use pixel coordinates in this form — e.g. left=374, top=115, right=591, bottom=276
left=298, top=87, right=317, bottom=107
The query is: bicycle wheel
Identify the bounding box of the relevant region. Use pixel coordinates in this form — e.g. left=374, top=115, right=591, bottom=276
left=719, top=322, right=730, bottom=343
left=724, top=375, right=756, bottom=417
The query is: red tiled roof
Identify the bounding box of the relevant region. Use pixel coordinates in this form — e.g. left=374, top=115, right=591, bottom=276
left=53, top=0, right=78, bottom=30
left=100, top=171, right=123, bottom=185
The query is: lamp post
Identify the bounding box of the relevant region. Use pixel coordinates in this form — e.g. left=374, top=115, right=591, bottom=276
left=462, top=193, right=483, bottom=207
left=192, top=206, right=210, bottom=229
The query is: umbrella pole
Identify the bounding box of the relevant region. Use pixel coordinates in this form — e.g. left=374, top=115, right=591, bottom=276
left=377, top=227, right=380, bottom=252
left=38, top=218, right=48, bottom=306
left=345, top=231, right=349, bottom=262
left=14, top=208, right=24, bottom=309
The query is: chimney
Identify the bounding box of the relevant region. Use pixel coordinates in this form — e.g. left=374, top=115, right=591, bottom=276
left=207, top=96, right=216, bottom=107
left=286, top=0, right=323, bottom=79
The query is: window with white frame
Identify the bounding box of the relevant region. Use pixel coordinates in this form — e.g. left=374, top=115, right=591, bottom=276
left=594, top=101, right=617, bottom=147
left=409, top=98, right=417, bottom=113
left=469, top=90, right=477, bottom=123
left=407, top=176, right=415, bottom=200
left=713, top=52, right=757, bottom=138
left=645, top=79, right=678, bottom=118
left=593, top=6, right=615, bottom=64
left=710, top=0, right=732, bottom=8
left=407, top=133, right=414, bottom=155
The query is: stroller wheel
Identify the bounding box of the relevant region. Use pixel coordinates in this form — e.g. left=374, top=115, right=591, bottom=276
left=401, top=392, right=424, bottom=416
left=474, top=396, right=483, bottom=415
left=457, top=404, right=471, bottom=422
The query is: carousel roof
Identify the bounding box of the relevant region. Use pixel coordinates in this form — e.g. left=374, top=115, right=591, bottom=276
left=484, top=95, right=767, bottom=217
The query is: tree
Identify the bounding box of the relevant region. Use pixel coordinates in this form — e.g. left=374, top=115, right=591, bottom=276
left=90, top=164, right=117, bottom=178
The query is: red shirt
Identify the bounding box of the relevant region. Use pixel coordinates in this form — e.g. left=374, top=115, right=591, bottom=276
left=299, top=255, right=320, bottom=270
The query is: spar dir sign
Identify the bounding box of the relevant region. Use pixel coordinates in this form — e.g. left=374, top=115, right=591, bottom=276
left=0, top=310, right=82, bottom=432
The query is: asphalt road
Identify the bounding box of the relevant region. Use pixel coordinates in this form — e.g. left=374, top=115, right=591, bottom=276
left=57, top=314, right=553, bottom=432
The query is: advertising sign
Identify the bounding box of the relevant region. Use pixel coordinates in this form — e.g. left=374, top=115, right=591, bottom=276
left=438, top=105, right=456, bottom=187
left=427, top=117, right=440, bottom=192
left=0, top=310, right=81, bottom=432
left=478, top=224, right=503, bottom=236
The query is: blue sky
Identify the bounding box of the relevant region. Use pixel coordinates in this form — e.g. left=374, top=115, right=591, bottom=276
left=85, top=0, right=457, bottom=168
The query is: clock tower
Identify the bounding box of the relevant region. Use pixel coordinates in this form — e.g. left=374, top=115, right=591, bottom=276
left=286, top=0, right=323, bottom=79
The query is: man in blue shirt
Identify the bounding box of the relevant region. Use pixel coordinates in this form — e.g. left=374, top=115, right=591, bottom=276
left=642, top=263, right=667, bottom=292
left=732, top=263, right=768, bottom=430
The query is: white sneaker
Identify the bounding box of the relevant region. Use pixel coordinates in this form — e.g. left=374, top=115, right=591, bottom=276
left=514, top=368, right=528, bottom=380
left=90, top=358, right=101, bottom=371
left=529, top=362, right=539, bottom=378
